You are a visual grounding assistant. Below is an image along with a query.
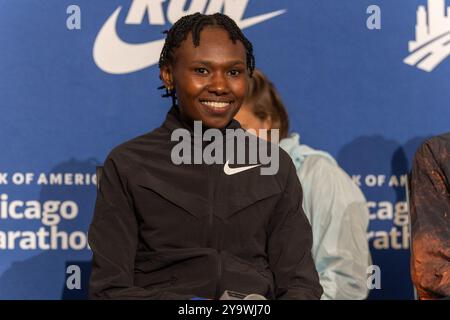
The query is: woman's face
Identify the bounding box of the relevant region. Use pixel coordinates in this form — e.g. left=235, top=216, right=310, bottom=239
left=161, top=26, right=249, bottom=129
left=234, top=104, right=272, bottom=139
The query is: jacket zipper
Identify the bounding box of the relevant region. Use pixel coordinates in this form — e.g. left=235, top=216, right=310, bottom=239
left=207, top=163, right=214, bottom=247
left=215, top=250, right=222, bottom=299
left=207, top=163, right=223, bottom=299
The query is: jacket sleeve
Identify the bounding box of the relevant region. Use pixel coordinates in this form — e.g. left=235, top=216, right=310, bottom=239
left=267, top=161, right=323, bottom=300
left=88, top=154, right=194, bottom=300
left=410, top=139, right=450, bottom=300
left=300, top=156, right=370, bottom=300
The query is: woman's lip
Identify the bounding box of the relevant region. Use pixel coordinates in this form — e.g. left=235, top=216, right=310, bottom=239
left=199, top=100, right=234, bottom=115
left=199, top=99, right=234, bottom=105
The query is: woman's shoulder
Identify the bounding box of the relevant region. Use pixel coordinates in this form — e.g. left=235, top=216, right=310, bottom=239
left=102, top=126, right=170, bottom=174
left=417, top=132, right=450, bottom=160
left=280, top=133, right=362, bottom=194
left=280, top=133, right=337, bottom=171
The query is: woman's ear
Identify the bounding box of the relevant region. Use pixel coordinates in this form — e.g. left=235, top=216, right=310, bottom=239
left=160, top=65, right=173, bottom=90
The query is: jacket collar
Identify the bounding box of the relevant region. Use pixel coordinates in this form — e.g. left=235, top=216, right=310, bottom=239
left=162, top=105, right=241, bottom=135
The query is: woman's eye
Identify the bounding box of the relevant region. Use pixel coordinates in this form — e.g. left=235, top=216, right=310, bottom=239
left=195, top=68, right=208, bottom=74
left=228, top=70, right=241, bottom=76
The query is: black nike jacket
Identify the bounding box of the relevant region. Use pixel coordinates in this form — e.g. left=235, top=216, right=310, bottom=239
left=88, top=106, right=323, bottom=300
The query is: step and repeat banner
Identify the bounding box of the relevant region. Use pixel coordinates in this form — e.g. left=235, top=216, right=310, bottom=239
left=1, top=0, right=449, bottom=299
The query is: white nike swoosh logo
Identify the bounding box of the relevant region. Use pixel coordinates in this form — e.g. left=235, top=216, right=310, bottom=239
left=223, top=160, right=261, bottom=175
left=93, top=6, right=286, bottom=74
left=93, top=7, right=165, bottom=74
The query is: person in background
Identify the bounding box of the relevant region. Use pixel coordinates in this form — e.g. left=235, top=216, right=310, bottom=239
left=235, top=69, right=371, bottom=300
left=410, top=132, right=450, bottom=300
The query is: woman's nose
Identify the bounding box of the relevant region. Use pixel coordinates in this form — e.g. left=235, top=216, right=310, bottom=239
left=207, top=73, right=229, bottom=95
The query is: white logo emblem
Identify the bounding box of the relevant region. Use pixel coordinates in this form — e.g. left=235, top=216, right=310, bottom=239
left=404, top=0, right=450, bottom=72
left=223, top=160, right=261, bottom=175
left=94, top=0, right=286, bottom=74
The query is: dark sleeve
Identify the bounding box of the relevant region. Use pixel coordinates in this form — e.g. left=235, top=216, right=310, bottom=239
left=267, top=161, right=323, bottom=300
left=88, top=154, right=193, bottom=300
left=410, top=139, right=450, bottom=300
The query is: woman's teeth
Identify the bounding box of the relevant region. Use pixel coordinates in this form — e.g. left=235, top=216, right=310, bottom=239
left=201, top=101, right=231, bottom=108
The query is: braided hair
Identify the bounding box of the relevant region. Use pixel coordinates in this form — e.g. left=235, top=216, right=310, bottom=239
left=158, top=12, right=255, bottom=104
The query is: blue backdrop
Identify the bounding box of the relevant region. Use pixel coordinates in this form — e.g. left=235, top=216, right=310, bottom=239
left=1, top=0, right=449, bottom=299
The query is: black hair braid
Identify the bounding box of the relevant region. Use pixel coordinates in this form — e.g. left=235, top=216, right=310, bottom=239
left=158, top=12, right=255, bottom=103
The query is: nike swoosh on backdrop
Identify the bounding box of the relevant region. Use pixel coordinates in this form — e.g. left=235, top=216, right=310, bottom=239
left=223, top=160, right=261, bottom=175
left=93, top=7, right=165, bottom=75
left=93, top=6, right=286, bottom=74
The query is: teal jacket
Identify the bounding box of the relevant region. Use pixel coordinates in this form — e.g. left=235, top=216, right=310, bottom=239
left=280, top=133, right=371, bottom=300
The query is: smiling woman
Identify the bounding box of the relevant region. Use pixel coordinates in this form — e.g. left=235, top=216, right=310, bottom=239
left=158, top=13, right=254, bottom=129
left=88, top=12, right=322, bottom=300
left=161, top=26, right=247, bottom=129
